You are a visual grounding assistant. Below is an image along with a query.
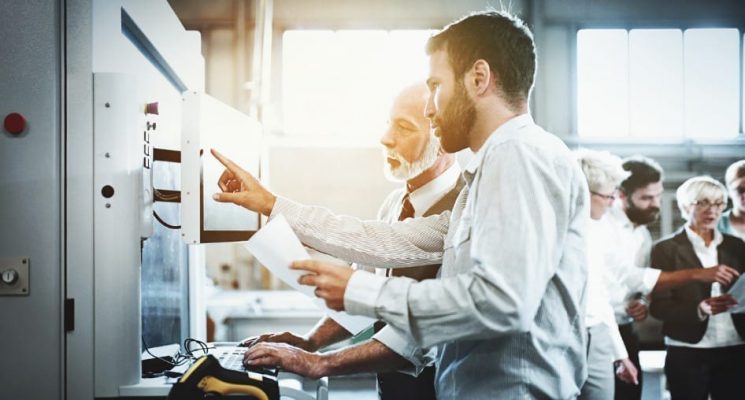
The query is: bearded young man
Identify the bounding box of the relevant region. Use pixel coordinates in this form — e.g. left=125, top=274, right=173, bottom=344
left=212, top=11, right=591, bottom=398
left=237, top=83, right=461, bottom=400
left=601, top=156, right=741, bottom=400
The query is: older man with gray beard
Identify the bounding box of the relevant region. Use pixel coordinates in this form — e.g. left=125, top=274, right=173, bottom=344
left=239, top=83, right=462, bottom=400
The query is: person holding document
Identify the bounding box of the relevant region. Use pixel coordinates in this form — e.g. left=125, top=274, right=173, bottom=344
left=649, top=176, right=745, bottom=400
left=213, top=10, right=590, bottom=399
left=241, top=83, right=462, bottom=400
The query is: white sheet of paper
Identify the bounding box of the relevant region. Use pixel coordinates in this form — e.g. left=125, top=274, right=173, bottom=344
left=244, top=214, right=376, bottom=334
left=728, top=276, right=745, bottom=314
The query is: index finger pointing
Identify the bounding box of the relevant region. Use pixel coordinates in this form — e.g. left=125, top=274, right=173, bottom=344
left=211, top=148, right=246, bottom=177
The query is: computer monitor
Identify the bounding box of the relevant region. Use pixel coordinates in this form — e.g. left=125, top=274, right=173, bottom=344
left=181, top=91, right=262, bottom=244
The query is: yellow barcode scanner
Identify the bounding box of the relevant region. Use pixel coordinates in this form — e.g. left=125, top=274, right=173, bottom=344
left=168, top=354, right=280, bottom=400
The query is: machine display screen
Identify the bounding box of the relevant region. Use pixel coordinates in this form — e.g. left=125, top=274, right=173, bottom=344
left=182, top=91, right=262, bottom=243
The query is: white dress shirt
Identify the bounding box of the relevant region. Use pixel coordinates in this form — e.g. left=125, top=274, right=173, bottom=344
left=666, top=227, right=745, bottom=348
left=602, top=204, right=662, bottom=324
left=368, top=162, right=461, bottom=371
left=273, top=114, right=590, bottom=399
left=586, top=218, right=629, bottom=360
left=370, top=162, right=462, bottom=278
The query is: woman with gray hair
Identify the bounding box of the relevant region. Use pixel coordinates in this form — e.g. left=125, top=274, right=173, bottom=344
left=574, top=149, right=638, bottom=400
left=650, top=176, right=745, bottom=400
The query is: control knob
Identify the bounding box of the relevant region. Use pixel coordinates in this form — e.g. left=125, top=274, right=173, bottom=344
left=1, top=269, right=19, bottom=285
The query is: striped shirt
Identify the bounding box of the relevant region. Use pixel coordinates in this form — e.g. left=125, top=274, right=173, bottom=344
left=272, top=114, right=590, bottom=399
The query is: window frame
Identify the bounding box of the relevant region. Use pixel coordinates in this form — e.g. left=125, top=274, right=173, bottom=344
left=572, top=24, right=745, bottom=141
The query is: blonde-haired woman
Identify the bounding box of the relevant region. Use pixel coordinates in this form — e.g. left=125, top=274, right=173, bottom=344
left=650, top=176, right=745, bottom=400
left=574, top=149, right=638, bottom=400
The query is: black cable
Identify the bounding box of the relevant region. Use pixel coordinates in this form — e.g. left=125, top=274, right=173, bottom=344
left=141, top=335, right=179, bottom=367
left=183, top=338, right=209, bottom=357
left=140, top=336, right=198, bottom=369
left=153, top=210, right=181, bottom=229
left=140, top=336, right=213, bottom=380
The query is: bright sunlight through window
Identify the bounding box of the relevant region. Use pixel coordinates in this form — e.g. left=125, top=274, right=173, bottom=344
left=577, top=28, right=741, bottom=139
left=282, top=30, right=434, bottom=143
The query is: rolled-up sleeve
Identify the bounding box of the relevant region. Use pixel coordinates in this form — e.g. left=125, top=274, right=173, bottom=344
left=345, top=271, right=434, bottom=375
left=271, top=197, right=448, bottom=268
left=641, top=268, right=662, bottom=295
left=622, top=265, right=661, bottom=296
left=373, top=326, right=435, bottom=376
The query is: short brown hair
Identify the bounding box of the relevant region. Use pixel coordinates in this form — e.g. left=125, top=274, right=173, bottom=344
left=426, top=10, right=536, bottom=110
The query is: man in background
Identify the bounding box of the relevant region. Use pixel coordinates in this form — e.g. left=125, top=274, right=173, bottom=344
left=240, top=83, right=462, bottom=400
left=604, top=156, right=740, bottom=399
left=601, top=156, right=663, bottom=399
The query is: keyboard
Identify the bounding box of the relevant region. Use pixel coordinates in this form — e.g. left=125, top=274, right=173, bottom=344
left=212, top=346, right=279, bottom=376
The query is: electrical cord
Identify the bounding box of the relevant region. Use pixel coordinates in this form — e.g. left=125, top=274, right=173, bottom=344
left=141, top=336, right=212, bottom=369
left=153, top=210, right=181, bottom=229
left=141, top=336, right=186, bottom=368
left=183, top=338, right=210, bottom=358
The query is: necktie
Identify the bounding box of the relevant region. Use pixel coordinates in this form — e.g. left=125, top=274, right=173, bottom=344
left=398, top=192, right=415, bottom=221
left=375, top=190, right=417, bottom=333
left=382, top=192, right=416, bottom=283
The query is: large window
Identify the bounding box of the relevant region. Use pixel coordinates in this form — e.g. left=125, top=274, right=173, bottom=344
left=282, top=29, right=434, bottom=143
left=577, top=28, right=742, bottom=139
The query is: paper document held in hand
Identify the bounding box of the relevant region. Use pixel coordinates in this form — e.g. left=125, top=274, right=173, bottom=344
left=244, top=214, right=376, bottom=334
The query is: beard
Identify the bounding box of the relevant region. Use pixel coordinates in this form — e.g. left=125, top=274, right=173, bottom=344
left=625, top=198, right=660, bottom=225
left=384, top=133, right=441, bottom=181
left=433, top=80, right=475, bottom=153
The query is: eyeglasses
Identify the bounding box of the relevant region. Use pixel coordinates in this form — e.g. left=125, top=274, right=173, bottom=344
left=691, top=200, right=727, bottom=211
left=591, top=191, right=616, bottom=202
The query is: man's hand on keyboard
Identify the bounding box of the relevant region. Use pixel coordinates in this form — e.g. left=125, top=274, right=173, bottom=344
left=244, top=342, right=326, bottom=380
left=239, top=331, right=316, bottom=351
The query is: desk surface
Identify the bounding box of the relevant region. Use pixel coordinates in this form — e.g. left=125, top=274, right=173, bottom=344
left=121, top=343, right=326, bottom=399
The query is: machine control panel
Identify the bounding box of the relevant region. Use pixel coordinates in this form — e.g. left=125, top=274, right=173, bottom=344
left=0, top=257, right=29, bottom=296
left=141, top=101, right=157, bottom=240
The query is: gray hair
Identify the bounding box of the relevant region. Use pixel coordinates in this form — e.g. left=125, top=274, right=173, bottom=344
left=675, top=176, right=728, bottom=220
left=574, top=149, right=630, bottom=192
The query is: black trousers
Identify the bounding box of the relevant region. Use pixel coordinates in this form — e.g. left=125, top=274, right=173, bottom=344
left=665, top=344, right=745, bottom=400
left=615, top=323, right=642, bottom=400
left=373, top=321, right=436, bottom=400
left=377, top=366, right=437, bottom=400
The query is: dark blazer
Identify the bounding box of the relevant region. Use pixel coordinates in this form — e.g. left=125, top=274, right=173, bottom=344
left=649, top=228, right=745, bottom=344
